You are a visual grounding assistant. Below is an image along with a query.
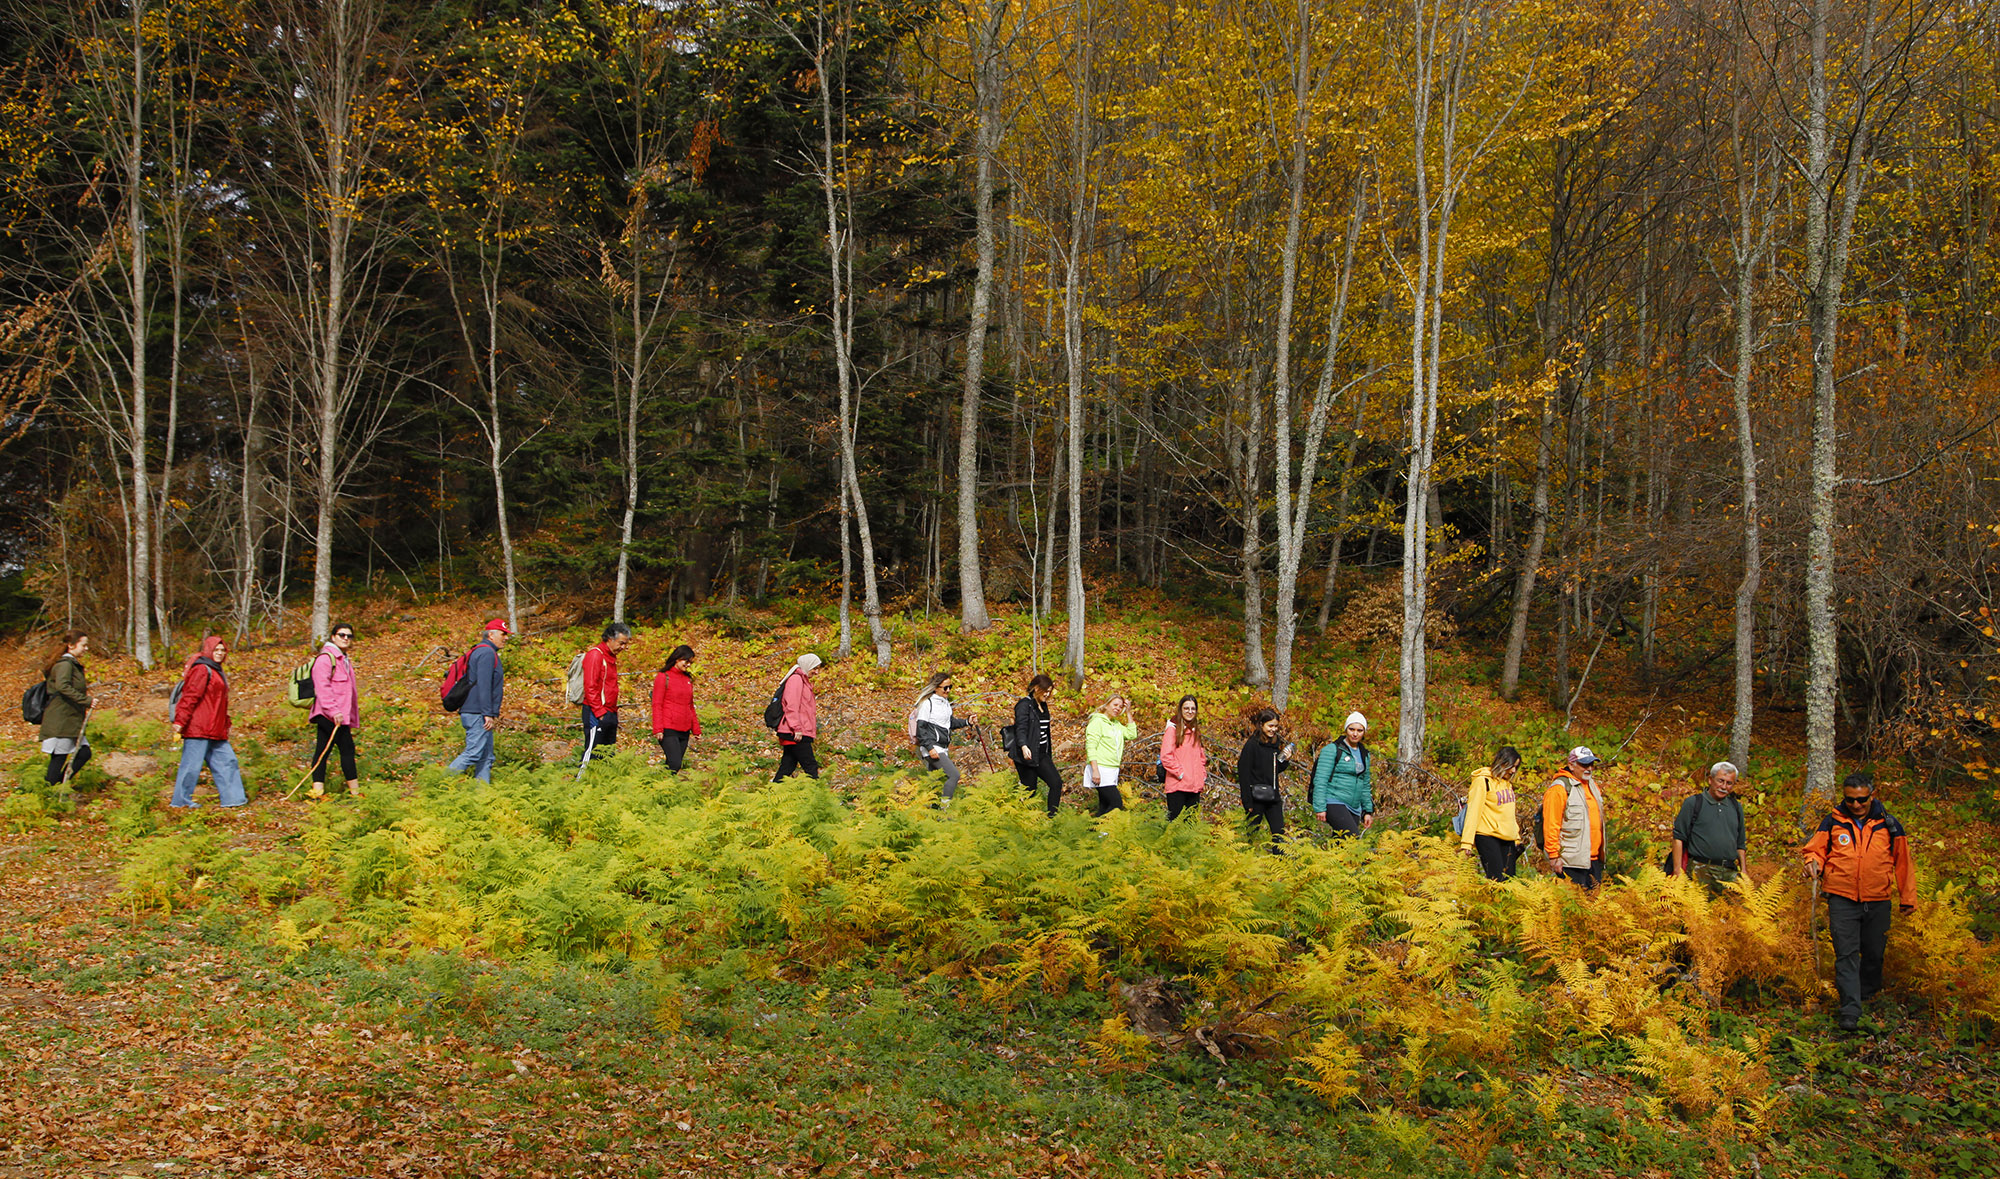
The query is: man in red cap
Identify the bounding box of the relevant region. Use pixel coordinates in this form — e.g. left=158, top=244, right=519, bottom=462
left=448, top=618, right=510, bottom=782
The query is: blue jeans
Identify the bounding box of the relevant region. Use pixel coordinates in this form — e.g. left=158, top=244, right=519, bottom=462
left=172, top=739, right=248, bottom=808
left=449, top=712, right=495, bottom=781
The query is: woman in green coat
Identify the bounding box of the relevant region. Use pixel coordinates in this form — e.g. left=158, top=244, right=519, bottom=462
left=39, top=630, right=93, bottom=784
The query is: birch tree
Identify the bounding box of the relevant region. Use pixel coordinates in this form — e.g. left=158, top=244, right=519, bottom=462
left=250, top=0, right=412, bottom=642
left=1787, top=0, right=1941, bottom=809
left=1265, top=0, right=1371, bottom=708
left=1387, top=0, right=1553, bottom=763
left=63, top=0, right=155, bottom=665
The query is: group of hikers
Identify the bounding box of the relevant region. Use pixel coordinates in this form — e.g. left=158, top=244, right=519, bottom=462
left=25, top=617, right=1922, bottom=1032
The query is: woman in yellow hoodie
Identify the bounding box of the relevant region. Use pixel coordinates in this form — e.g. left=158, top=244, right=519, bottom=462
left=1458, top=745, right=1523, bottom=880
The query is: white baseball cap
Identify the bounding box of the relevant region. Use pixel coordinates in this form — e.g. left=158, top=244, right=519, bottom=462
left=1568, top=746, right=1598, bottom=766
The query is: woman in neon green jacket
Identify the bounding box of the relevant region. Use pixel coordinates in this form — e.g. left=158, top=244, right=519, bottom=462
left=1083, top=694, right=1138, bottom=816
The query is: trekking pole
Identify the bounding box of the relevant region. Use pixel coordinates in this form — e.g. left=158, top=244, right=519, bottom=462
left=970, top=718, right=997, bottom=774
left=575, top=718, right=601, bottom=782
left=1808, top=868, right=1824, bottom=983
left=285, top=728, right=340, bottom=800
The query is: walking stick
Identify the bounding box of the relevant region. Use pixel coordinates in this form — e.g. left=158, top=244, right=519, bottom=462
left=970, top=717, right=997, bottom=774
left=1809, top=869, right=1824, bottom=983
left=285, top=726, right=341, bottom=800
left=58, top=706, right=91, bottom=785
left=575, top=718, right=601, bottom=782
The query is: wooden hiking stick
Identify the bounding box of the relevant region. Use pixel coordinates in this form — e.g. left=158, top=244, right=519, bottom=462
left=58, top=706, right=91, bottom=785
left=285, top=727, right=341, bottom=800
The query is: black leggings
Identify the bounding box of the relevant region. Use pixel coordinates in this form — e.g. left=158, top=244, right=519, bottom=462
left=1242, top=794, right=1286, bottom=852
left=775, top=736, right=820, bottom=781
left=312, top=718, right=357, bottom=783
left=1093, top=781, right=1124, bottom=816
left=658, top=728, right=691, bottom=773
left=1473, top=833, right=1520, bottom=881
left=1165, top=791, right=1200, bottom=821
left=46, top=746, right=91, bottom=784
left=1323, top=803, right=1364, bottom=838
left=1016, top=756, right=1063, bottom=815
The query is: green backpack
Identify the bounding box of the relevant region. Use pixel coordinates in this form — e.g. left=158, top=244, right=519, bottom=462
left=286, top=653, right=321, bottom=709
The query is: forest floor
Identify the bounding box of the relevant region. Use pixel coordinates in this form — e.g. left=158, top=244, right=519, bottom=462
left=3, top=583, right=1999, bottom=1177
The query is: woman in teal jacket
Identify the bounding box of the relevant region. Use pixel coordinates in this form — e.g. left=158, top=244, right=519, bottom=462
left=1311, top=711, right=1373, bottom=837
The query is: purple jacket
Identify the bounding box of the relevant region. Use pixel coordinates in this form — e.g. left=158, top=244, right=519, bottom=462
left=308, top=643, right=359, bottom=727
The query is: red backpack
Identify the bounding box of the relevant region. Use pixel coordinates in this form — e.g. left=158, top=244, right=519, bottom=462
left=440, top=648, right=476, bottom=712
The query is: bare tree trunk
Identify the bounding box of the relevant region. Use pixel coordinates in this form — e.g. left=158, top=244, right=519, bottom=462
left=1316, top=386, right=1372, bottom=633
left=1801, top=0, right=1889, bottom=810
left=1499, top=398, right=1553, bottom=700
left=1059, top=11, right=1093, bottom=682
left=124, top=0, right=154, bottom=667
left=612, top=281, right=642, bottom=622
left=233, top=332, right=265, bottom=642
left=807, top=7, right=891, bottom=665
left=1727, top=91, right=1776, bottom=770
left=1239, top=370, right=1269, bottom=689
left=1268, top=0, right=1367, bottom=710
left=956, top=0, right=1005, bottom=633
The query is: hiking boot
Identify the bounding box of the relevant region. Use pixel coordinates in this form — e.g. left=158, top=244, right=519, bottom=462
left=1838, top=1013, right=1860, bottom=1032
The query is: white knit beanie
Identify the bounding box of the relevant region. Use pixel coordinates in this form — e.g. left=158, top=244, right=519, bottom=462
left=1345, top=712, right=1368, bottom=731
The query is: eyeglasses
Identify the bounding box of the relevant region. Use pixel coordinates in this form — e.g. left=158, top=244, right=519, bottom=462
left=1842, top=794, right=1873, bottom=806
left=333, top=632, right=354, bottom=640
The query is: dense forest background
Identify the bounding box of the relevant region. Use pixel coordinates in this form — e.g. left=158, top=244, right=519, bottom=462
left=2, top=0, right=1998, bottom=801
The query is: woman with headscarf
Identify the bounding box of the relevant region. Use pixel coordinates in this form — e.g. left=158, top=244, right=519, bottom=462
left=773, top=653, right=823, bottom=782
left=171, top=635, right=248, bottom=809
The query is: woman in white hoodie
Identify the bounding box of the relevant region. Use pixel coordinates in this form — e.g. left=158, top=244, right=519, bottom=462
left=912, top=671, right=975, bottom=805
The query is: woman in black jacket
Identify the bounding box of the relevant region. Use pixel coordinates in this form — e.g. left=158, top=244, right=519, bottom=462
left=1236, top=707, right=1293, bottom=853
left=1012, top=673, right=1062, bottom=816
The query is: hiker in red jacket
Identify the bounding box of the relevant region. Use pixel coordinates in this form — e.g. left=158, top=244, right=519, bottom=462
left=578, top=622, right=631, bottom=769
left=650, top=644, right=702, bottom=773
left=170, top=635, right=247, bottom=809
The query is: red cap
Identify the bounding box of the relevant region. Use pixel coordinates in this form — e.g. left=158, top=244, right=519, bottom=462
left=484, top=618, right=511, bottom=634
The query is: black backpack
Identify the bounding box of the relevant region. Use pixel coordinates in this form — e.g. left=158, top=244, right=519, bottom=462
left=21, top=680, right=48, bottom=725
left=762, top=672, right=793, bottom=730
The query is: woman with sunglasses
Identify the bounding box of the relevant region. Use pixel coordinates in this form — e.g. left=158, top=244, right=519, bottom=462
left=308, top=624, right=362, bottom=798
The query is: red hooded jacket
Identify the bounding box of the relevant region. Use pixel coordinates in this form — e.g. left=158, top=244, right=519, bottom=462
left=173, top=636, right=231, bottom=741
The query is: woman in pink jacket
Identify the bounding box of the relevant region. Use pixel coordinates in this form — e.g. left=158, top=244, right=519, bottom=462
left=307, top=623, right=361, bottom=798
left=773, top=653, right=822, bottom=782
left=1159, top=695, right=1207, bottom=820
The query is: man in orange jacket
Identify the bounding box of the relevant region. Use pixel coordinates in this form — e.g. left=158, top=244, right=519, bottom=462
left=1801, top=773, right=1918, bottom=1031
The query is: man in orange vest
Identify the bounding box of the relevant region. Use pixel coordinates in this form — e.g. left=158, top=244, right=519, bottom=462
left=1541, top=747, right=1605, bottom=889
left=1801, top=773, right=1918, bottom=1032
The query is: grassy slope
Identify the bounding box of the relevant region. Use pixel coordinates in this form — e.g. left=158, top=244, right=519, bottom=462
left=3, top=587, right=1998, bottom=1178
